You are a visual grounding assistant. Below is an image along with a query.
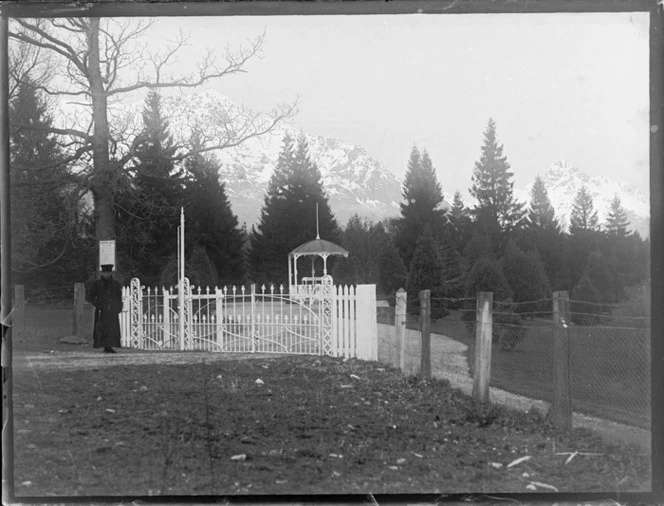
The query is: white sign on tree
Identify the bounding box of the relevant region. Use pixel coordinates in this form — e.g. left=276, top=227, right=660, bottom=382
left=99, top=240, right=116, bottom=270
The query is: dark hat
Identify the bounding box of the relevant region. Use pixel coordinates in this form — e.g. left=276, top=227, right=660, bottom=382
left=100, top=264, right=114, bottom=272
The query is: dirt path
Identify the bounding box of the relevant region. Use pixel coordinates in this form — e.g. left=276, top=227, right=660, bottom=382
left=376, top=323, right=651, bottom=454
left=14, top=348, right=275, bottom=371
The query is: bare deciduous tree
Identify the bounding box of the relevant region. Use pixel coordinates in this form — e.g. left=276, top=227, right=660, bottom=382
left=9, top=17, right=297, bottom=242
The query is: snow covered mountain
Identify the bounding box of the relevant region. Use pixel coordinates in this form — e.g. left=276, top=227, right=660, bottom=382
left=211, top=127, right=403, bottom=229
left=155, top=90, right=403, bottom=229
left=516, top=161, right=650, bottom=238
left=118, top=91, right=649, bottom=238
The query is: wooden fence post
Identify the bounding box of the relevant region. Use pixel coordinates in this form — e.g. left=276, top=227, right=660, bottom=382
left=419, top=289, right=431, bottom=380
left=72, top=282, right=85, bottom=337
left=13, top=285, right=25, bottom=339
left=551, top=291, right=572, bottom=429
left=395, top=288, right=406, bottom=370
left=472, top=291, right=492, bottom=403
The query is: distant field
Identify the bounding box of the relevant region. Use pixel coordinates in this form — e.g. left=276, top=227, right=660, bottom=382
left=378, top=308, right=651, bottom=429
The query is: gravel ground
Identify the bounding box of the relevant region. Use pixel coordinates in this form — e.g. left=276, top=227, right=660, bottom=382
left=376, top=323, right=651, bottom=454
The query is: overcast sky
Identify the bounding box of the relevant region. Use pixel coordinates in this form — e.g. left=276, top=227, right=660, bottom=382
left=149, top=12, right=649, bottom=195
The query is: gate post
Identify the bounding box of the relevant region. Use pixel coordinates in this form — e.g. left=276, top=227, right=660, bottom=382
left=129, top=278, right=143, bottom=348
left=320, top=275, right=334, bottom=356
left=356, top=284, right=377, bottom=360
left=183, top=277, right=192, bottom=350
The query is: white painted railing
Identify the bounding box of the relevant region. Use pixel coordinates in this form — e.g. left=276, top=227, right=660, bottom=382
left=120, top=278, right=376, bottom=358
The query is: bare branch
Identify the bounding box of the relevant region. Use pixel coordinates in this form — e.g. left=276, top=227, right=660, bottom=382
left=13, top=121, right=91, bottom=141
left=10, top=19, right=89, bottom=78
left=12, top=243, right=70, bottom=272
left=108, top=31, right=264, bottom=96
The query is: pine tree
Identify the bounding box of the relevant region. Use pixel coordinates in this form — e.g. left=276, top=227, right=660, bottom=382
left=469, top=118, right=525, bottom=250
left=158, top=247, right=218, bottom=290
left=520, top=175, right=566, bottom=290
left=117, top=90, right=185, bottom=285
left=407, top=225, right=447, bottom=318
left=9, top=80, right=86, bottom=287
left=500, top=241, right=551, bottom=314
left=464, top=257, right=513, bottom=301
left=249, top=133, right=340, bottom=284
left=395, top=146, right=446, bottom=268
left=183, top=135, right=246, bottom=286
left=376, top=229, right=408, bottom=296
left=605, top=194, right=630, bottom=237
left=448, top=190, right=473, bottom=252
left=527, top=175, right=559, bottom=232
left=569, top=186, right=599, bottom=234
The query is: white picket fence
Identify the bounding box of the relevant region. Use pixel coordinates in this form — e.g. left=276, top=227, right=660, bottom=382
left=119, top=278, right=377, bottom=360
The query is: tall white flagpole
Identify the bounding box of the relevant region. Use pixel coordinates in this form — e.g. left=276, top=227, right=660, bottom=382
left=180, top=207, right=185, bottom=281
left=179, top=207, right=185, bottom=350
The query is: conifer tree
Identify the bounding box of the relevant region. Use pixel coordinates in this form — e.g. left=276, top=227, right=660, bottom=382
left=407, top=225, right=447, bottom=318
left=158, top=246, right=218, bottom=290
left=448, top=190, right=473, bottom=252
left=469, top=118, right=525, bottom=250
left=521, top=175, right=566, bottom=290
left=332, top=216, right=408, bottom=295
left=183, top=135, right=246, bottom=286
left=569, top=186, right=599, bottom=234
left=566, top=186, right=601, bottom=289
left=500, top=241, right=551, bottom=313
left=9, top=80, right=88, bottom=287
left=527, top=175, right=559, bottom=231
left=249, top=133, right=340, bottom=284
left=116, top=90, right=185, bottom=285
left=376, top=231, right=408, bottom=296
left=605, top=194, right=630, bottom=237
left=464, top=257, right=513, bottom=301
left=395, top=146, right=446, bottom=268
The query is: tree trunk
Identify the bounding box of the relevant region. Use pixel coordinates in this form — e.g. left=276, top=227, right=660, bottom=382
left=88, top=18, right=114, bottom=241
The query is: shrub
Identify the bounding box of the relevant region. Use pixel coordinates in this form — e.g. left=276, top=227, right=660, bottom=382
left=571, top=275, right=602, bottom=325
left=500, top=241, right=551, bottom=315
left=464, top=258, right=513, bottom=301
left=463, top=259, right=524, bottom=349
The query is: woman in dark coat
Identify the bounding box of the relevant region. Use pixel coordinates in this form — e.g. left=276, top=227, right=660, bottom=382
left=90, top=264, right=123, bottom=353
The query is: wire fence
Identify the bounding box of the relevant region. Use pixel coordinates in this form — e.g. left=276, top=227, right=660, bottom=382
left=377, top=291, right=651, bottom=430
left=14, top=282, right=651, bottom=429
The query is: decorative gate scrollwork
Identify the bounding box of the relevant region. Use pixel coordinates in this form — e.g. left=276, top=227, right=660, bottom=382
left=129, top=277, right=142, bottom=348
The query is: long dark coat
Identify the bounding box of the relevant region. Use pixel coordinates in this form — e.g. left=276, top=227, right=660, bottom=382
left=90, top=276, right=123, bottom=348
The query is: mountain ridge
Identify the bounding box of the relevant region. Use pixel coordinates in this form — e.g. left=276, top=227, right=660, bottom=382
left=144, top=91, right=649, bottom=238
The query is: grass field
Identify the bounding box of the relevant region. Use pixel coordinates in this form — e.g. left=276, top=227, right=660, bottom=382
left=377, top=308, right=651, bottom=429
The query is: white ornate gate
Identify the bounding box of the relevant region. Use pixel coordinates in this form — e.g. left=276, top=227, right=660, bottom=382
left=120, top=275, right=376, bottom=358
